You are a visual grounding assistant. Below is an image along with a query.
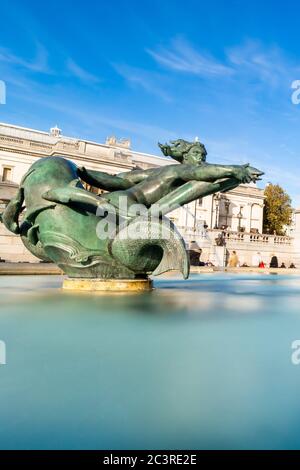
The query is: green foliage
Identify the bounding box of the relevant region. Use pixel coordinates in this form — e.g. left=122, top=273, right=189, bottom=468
left=263, top=184, right=292, bottom=235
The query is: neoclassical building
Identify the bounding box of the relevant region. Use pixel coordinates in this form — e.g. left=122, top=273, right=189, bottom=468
left=0, top=122, right=294, bottom=266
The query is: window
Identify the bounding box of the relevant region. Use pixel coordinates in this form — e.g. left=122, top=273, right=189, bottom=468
left=2, top=167, right=12, bottom=182
left=198, top=198, right=203, bottom=207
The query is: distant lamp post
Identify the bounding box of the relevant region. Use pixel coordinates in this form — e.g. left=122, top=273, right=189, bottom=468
left=224, top=198, right=230, bottom=227
left=214, top=193, right=221, bottom=229
left=193, top=199, right=197, bottom=232
left=237, top=205, right=244, bottom=232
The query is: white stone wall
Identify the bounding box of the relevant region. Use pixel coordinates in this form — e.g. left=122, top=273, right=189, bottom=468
left=0, top=224, right=38, bottom=262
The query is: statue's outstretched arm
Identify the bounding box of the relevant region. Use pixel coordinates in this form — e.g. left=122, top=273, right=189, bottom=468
left=151, top=178, right=241, bottom=217
left=151, top=164, right=263, bottom=216
left=77, top=167, right=132, bottom=191
left=78, top=166, right=157, bottom=189
left=182, top=163, right=263, bottom=184
left=117, top=168, right=157, bottom=184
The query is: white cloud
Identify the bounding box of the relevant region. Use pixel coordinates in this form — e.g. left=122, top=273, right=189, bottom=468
left=113, top=63, right=172, bottom=101
left=7, top=82, right=177, bottom=143
left=0, top=42, right=50, bottom=73
left=227, top=40, right=300, bottom=87
left=147, top=37, right=234, bottom=77
left=66, top=58, right=101, bottom=84
left=147, top=36, right=300, bottom=91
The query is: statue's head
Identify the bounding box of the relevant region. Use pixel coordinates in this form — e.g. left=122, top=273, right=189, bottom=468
left=158, top=139, right=207, bottom=165
left=182, top=141, right=207, bottom=165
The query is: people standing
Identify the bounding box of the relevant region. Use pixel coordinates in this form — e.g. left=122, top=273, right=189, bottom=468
left=188, top=241, right=203, bottom=266
left=252, top=252, right=262, bottom=267
left=228, top=251, right=239, bottom=268
left=270, top=255, right=279, bottom=268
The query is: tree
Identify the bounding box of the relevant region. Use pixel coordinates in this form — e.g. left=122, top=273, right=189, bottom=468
left=263, top=184, right=293, bottom=235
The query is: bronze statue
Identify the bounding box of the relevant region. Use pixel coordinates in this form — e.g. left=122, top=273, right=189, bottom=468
left=0, top=139, right=263, bottom=281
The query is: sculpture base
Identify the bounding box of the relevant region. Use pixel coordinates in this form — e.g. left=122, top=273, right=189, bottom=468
left=62, top=277, right=153, bottom=292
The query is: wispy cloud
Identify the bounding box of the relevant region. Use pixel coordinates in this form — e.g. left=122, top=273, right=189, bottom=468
left=7, top=81, right=177, bottom=143
left=0, top=42, right=50, bottom=73
left=113, top=63, right=172, bottom=101
left=66, top=58, right=101, bottom=84
left=147, top=37, right=234, bottom=77
left=226, top=40, right=297, bottom=87
left=147, top=36, right=300, bottom=91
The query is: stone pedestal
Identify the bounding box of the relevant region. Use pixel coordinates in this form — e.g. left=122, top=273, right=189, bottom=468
left=212, top=245, right=227, bottom=267
left=62, top=278, right=153, bottom=292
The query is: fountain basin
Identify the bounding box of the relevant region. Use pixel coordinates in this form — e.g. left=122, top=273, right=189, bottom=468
left=0, top=272, right=300, bottom=449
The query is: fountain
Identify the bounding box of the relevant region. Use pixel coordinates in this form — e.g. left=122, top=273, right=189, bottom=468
left=2, top=141, right=300, bottom=450
left=0, top=138, right=263, bottom=291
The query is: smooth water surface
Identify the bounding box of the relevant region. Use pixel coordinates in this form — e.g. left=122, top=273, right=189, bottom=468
left=0, top=272, right=300, bottom=449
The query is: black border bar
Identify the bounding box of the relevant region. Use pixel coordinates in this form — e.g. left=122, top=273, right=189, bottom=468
left=0, top=450, right=298, bottom=466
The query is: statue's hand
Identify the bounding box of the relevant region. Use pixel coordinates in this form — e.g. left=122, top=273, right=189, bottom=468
left=234, top=164, right=264, bottom=184
left=158, top=142, right=169, bottom=148
left=158, top=142, right=169, bottom=156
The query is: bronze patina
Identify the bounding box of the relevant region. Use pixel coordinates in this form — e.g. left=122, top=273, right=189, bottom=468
left=0, top=139, right=263, bottom=280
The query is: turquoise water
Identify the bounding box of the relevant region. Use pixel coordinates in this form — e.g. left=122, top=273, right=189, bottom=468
left=0, top=273, right=300, bottom=449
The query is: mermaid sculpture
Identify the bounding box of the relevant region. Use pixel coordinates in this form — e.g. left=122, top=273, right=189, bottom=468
left=0, top=138, right=263, bottom=284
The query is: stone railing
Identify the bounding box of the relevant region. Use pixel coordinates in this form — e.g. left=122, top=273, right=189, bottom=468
left=224, top=231, right=292, bottom=245
left=177, top=226, right=293, bottom=247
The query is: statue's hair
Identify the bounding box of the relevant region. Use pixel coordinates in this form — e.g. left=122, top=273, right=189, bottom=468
left=159, top=139, right=207, bottom=164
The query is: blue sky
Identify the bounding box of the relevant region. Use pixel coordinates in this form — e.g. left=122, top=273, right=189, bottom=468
left=1, top=0, right=300, bottom=203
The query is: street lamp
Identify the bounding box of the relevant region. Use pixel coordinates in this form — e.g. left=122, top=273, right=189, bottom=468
left=237, top=205, right=244, bottom=232
left=214, top=193, right=221, bottom=229
left=224, top=198, right=230, bottom=227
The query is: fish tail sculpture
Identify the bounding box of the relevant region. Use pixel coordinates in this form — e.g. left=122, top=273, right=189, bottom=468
left=110, top=216, right=189, bottom=279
